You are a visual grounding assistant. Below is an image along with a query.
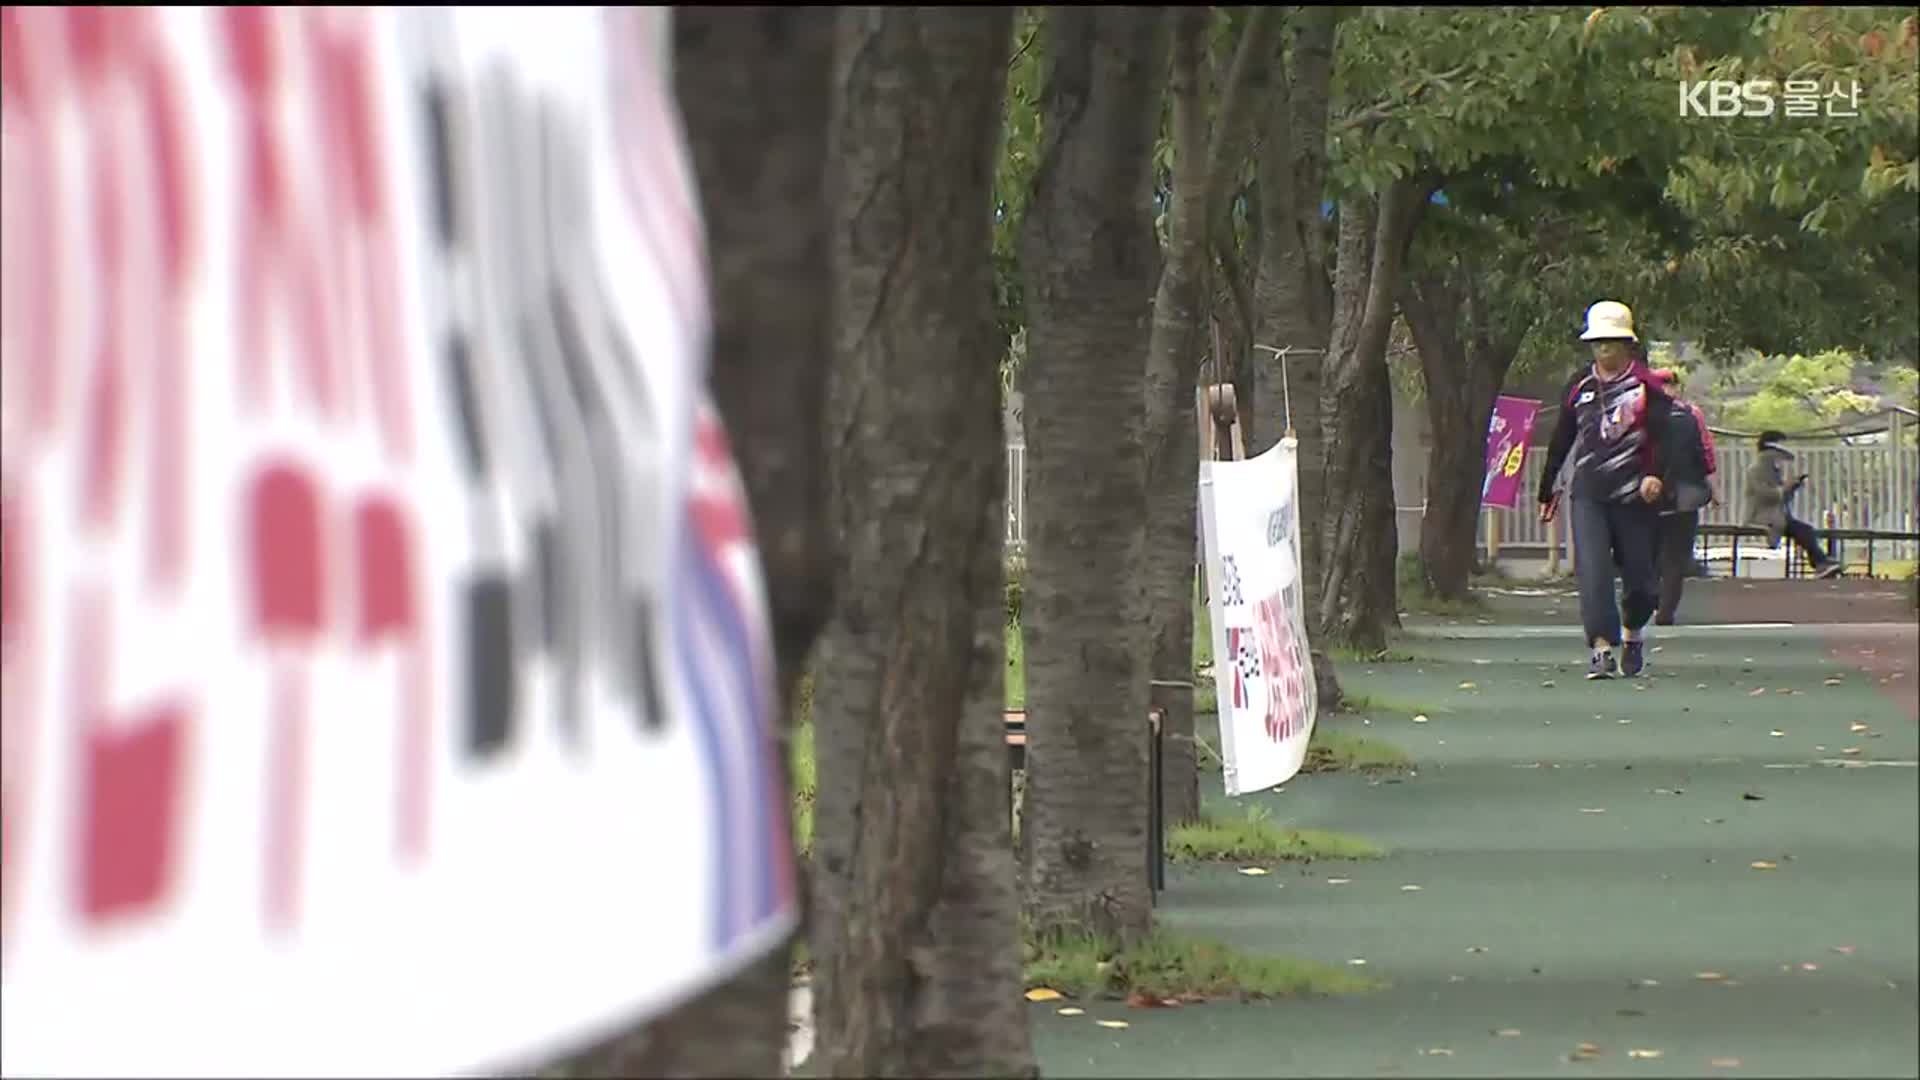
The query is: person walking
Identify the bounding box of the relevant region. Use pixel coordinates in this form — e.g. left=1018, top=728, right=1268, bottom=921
left=1538, top=301, right=1674, bottom=680
left=1649, top=368, right=1718, bottom=623
left=1743, top=430, right=1843, bottom=579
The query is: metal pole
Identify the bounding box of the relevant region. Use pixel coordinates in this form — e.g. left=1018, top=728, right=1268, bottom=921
left=1148, top=707, right=1165, bottom=900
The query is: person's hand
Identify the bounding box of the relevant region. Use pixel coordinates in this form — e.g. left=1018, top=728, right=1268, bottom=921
left=1639, top=475, right=1664, bottom=503
left=1540, top=495, right=1560, bottom=524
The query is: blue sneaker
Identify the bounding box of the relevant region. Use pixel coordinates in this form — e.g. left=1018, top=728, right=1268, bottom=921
left=1587, top=648, right=1618, bottom=680
left=1621, top=639, right=1646, bottom=677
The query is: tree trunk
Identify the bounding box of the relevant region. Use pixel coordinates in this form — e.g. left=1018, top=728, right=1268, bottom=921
left=1401, top=264, right=1521, bottom=602
left=1145, top=9, right=1286, bottom=826
left=804, top=10, right=1033, bottom=1078
left=1142, top=9, right=1211, bottom=828
left=1018, top=6, right=1170, bottom=945
left=1248, top=9, right=1339, bottom=507
left=558, top=9, right=836, bottom=1078
left=1248, top=9, right=1344, bottom=692
left=1316, top=180, right=1425, bottom=652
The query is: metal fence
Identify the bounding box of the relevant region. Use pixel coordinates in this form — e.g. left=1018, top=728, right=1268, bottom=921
left=1486, top=443, right=1920, bottom=565
left=1005, top=441, right=1920, bottom=564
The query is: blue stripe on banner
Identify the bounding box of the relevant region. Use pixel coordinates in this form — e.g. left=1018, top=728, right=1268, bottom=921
left=676, top=520, right=781, bottom=951
left=675, top=560, right=737, bottom=952
left=687, top=546, right=778, bottom=926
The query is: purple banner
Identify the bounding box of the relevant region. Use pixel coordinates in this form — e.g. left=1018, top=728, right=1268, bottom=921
left=1481, top=395, right=1541, bottom=509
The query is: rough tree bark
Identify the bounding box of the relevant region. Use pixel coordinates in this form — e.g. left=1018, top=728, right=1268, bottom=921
left=1247, top=7, right=1346, bottom=702
left=1142, top=9, right=1212, bottom=829
left=805, top=9, right=1034, bottom=1078
left=1399, top=263, right=1522, bottom=602
left=1019, top=5, right=1170, bottom=944
left=1248, top=9, right=1339, bottom=509
left=1143, top=9, right=1280, bottom=827
left=1316, top=179, right=1427, bottom=653
left=560, top=8, right=836, bottom=1078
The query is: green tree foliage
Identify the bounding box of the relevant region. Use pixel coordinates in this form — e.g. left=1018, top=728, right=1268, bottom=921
left=1712, top=349, right=1886, bottom=433
left=1651, top=6, right=1919, bottom=360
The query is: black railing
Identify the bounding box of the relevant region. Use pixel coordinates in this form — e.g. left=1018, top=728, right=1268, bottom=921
left=1694, top=523, right=1920, bottom=579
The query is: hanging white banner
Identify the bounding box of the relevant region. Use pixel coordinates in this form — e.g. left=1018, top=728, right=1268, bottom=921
left=0, top=7, right=793, bottom=1077
left=1198, top=438, right=1319, bottom=797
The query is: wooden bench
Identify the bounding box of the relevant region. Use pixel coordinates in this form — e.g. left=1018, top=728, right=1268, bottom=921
left=1003, top=707, right=1165, bottom=897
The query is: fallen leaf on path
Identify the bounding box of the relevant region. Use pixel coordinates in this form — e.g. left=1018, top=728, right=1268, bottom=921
left=1799, top=962, right=1819, bottom=972
left=1400, top=884, right=1423, bottom=892
left=1025, top=988, right=1064, bottom=1002
left=1494, top=1029, right=1522, bottom=1038
left=1849, top=722, right=1870, bottom=733
left=1710, top=1057, right=1742, bottom=1068
left=1826, top=678, right=1845, bottom=687
left=1238, top=867, right=1270, bottom=876
left=1628, top=1048, right=1665, bottom=1060
left=1458, top=682, right=1478, bottom=691
left=1095, top=1020, right=1129, bottom=1030
left=1695, top=971, right=1727, bottom=982
left=1570, top=1042, right=1603, bottom=1061
left=1057, top=1007, right=1085, bottom=1016
left=1751, top=860, right=1778, bottom=870
left=1748, top=688, right=1767, bottom=697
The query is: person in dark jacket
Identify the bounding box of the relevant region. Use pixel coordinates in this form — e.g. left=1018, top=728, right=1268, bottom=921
left=1649, top=367, right=1718, bottom=624
left=1742, top=430, right=1842, bottom=578
left=1538, top=301, right=1673, bottom=680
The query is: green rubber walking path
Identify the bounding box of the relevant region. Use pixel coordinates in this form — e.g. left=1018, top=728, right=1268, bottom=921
left=1035, top=580, right=1919, bottom=1078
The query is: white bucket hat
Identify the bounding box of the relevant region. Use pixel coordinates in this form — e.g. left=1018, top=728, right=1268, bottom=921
left=1580, top=300, right=1637, bottom=341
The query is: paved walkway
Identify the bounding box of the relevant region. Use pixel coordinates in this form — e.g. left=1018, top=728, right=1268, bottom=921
left=1034, top=580, right=1918, bottom=1077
